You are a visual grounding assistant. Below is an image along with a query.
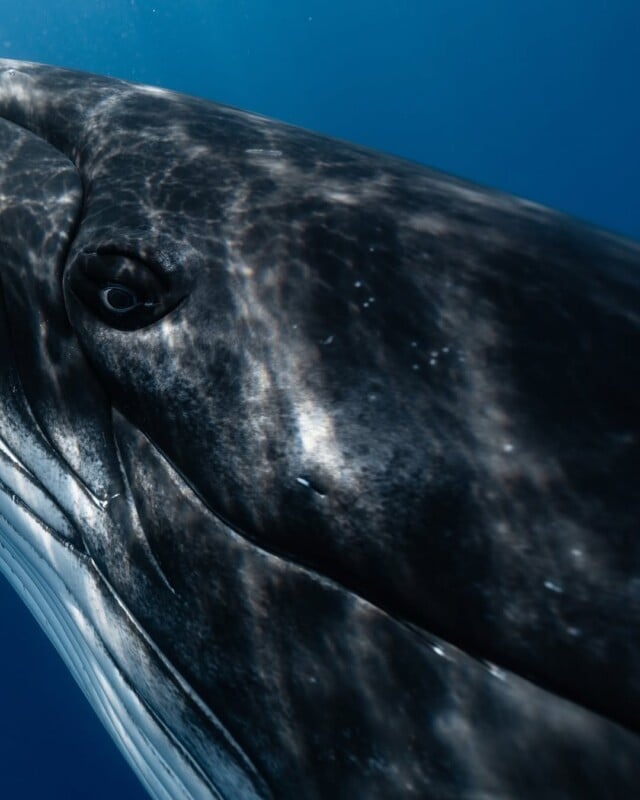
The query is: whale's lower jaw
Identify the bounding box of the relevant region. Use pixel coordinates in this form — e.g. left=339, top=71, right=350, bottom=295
left=0, top=482, right=263, bottom=800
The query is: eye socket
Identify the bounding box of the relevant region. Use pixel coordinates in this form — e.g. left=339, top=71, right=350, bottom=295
left=64, top=251, right=184, bottom=331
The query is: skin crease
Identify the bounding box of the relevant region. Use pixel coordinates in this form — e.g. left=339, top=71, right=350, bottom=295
left=0, top=59, right=637, bottom=799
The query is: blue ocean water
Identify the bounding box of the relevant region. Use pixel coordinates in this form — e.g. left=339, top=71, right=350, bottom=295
left=0, top=2, right=637, bottom=797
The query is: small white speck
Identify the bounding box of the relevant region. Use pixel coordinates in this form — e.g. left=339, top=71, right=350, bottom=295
left=363, top=302, right=370, bottom=308
left=322, top=335, right=334, bottom=345
left=502, top=442, right=514, bottom=453
left=368, top=246, right=375, bottom=253
left=442, top=346, right=450, bottom=353
left=430, top=351, right=438, bottom=358
left=368, top=393, right=377, bottom=402
left=429, top=358, right=437, bottom=366
left=567, top=626, right=581, bottom=637
left=367, top=296, right=375, bottom=303
left=410, top=341, right=418, bottom=348
left=296, top=477, right=310, bottom=488
left=354, top=280, right=362, bottom=288
left=487, top=663, right=506, bottom=681
left=571, top=548, right=583, bottom=558
left=432, top=644, right=445, bottom=657
left=544, top=580, right=563, bottom=594
left=412, top=363, right=420, bottom=371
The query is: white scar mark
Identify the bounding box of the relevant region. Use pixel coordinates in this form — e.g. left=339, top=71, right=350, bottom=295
left=293, top=397, right=344, bottom=477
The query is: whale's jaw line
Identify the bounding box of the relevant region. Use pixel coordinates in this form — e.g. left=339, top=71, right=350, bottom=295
left=0, top=444, right=263, bottom=800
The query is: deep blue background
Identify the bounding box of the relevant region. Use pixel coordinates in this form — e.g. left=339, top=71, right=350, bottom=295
left=0, top=2, right=638, bottom=798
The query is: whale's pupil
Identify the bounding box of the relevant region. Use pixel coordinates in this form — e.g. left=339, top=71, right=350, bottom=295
left=102, top=285, right=138, bottom=313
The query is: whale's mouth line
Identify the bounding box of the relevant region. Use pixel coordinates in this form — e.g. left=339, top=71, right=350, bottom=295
left=118, top=418, right=639, bottom=742
left=3, top=375, right=636, bottom=750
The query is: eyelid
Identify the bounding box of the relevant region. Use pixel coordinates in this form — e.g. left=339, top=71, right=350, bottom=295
left=80, top=247, right=173, bottom=289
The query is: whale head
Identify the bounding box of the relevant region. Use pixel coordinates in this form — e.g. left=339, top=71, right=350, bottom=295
left=0, top=59, right=638, bottom=799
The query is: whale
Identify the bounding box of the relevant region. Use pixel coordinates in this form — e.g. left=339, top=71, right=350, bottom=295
left=0, top=58, right=637, bottom=799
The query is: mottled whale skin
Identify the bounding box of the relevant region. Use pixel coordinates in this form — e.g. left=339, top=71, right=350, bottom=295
left=0, top=58, right=637, bottom=799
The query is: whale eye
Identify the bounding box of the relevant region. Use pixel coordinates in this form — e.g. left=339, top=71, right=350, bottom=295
left=64, top=250, right=184, bottom=331
left=101, top=284, right=142, bottom=314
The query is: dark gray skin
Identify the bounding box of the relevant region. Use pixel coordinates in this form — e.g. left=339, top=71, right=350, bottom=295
left=0, top=59, right=638, bottom=798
